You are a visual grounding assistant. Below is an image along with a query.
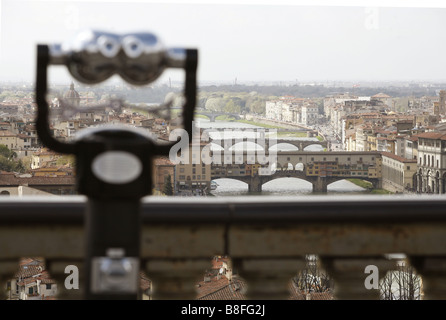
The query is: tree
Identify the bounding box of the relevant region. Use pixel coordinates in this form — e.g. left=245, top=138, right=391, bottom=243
left=246, top=96, right=266, bottom=114
left=380, top=259, right=422, bottom=300
left=223, top=99, right=241, bottom=113
left=205, top=97, right=225, bottom=112
left=0, top=144, right=17, bottom=160
left=0, top=156, right=24, bottom=173
left=293, top=255, right=333, bottom=294
left=0, top=144, right=24, bottom=173
left=163, top=174, right=174, bottom=196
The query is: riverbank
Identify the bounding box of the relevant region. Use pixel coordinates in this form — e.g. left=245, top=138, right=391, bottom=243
left=347, top=179, right=393, bottom=194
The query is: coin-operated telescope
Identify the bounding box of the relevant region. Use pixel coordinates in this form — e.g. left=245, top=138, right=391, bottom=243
left=35, top=30, right=198, bottom=299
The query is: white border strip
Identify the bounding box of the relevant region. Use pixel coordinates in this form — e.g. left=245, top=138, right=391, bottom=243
left=13, top=0, right=446, bottom=8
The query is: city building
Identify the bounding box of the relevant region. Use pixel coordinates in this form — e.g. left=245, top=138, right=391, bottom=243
left=265, top=96, right=313, bottom=125
left=6, top=258, right=57, bottom=300
left=381, top=152, right=417, bottom=193
left=0, top=129, right=25, bottom=150
left=415, top=131, right=446, bottom=193
left=31, top=148, right=62, bottom=169
left=175, top=142, right=212, bottom=195
left=152, top=156, right=175, bottom=194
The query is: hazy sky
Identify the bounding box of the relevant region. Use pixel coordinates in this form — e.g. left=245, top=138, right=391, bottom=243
left=1, top=0, right=446, bottom=84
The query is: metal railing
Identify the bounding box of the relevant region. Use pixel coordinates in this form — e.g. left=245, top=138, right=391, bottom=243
left=1, top=194, right=446, bottom=300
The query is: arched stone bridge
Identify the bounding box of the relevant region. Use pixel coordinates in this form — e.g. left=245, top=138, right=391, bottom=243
left=212, top=170, right=381, bottom=193
left=210, top=137, right=328, bottom=151
left=211, top=151, right=382, bottom=193
left=196, top=111, right=241, bottom=122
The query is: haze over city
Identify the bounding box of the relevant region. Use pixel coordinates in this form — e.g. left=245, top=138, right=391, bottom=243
left=1, top=0, right=446, bottom=84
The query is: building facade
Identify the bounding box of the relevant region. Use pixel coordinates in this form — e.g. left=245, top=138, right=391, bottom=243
left=381, top=152, right=417, bottom=193
left=175, top=143, right=212, bottom=195
left=415, top=132, right=446, bottom=193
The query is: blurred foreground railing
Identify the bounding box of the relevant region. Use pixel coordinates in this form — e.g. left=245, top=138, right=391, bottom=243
left=1, top=194, right=446, bottom=300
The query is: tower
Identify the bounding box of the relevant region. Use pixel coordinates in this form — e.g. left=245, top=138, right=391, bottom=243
left=439, top=90, right=446, bottom=115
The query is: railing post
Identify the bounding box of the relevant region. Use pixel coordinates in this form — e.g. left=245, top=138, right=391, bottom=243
left=409, top=256, right=446, bottom=300
left=0, top=260, right=19, bottom=300
left=320, top=256, right=394, bottom=300
left=145, top=259, right=211, bottom=300
left=233, top=258, right=305, bottom=300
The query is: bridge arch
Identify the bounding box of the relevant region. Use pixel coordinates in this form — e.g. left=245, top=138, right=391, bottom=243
left=270, top=162, right=282, bottom=173
left=229, top=141, right=265, bottom=152
left=442, top=172, right=446, bottom=194
left=195, top=113, right=213, bottom=121
left=295, top=163, right=305, bottom=171
left=269, top=143, right=299, bottom=152
left=210, top=178, right=249, bottom=193
left=262, top=177, right=312, bottom=193
left=282, top=163, right=294, bottom=171
left=303, top=144, right=325, bottom=151
left=326, top=178, right=372, bottom=192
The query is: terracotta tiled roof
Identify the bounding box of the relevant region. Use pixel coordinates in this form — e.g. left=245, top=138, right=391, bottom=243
left=15, top=258, right=45, bottom=279
left=15, top=265, right=43, bottom=279
left=381, top=152, right=417, bottom=163
left=153, top=156, right=175, bottom=166
left=197, top=277, right=247, bottom=300
left=414, top=132, right=446, bottom=140
left=0, top=174, right=75, bottom=186
left=0, top=130, right=16, bottom=137
left=139, top=272, right=151, bottom=291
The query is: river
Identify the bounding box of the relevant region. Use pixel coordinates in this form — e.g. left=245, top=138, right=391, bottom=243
left=193, top=118, right=368, bottom=197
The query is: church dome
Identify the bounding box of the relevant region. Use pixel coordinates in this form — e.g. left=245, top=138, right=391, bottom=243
left=63, top=82, right=80, bottom=100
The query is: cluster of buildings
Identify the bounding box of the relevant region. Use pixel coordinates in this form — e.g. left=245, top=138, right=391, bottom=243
left=0, top=83, right=212, bottom=197
left=265, top=96, right=320, bottom=126
left=5, top=258, right=57, bottom=300
left=324, top=90, right=446, bottom=193
left=5, top=256, right=332, bottom=300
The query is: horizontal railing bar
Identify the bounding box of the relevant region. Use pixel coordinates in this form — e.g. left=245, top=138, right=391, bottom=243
left=0, top=194, right=444, bottom=224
